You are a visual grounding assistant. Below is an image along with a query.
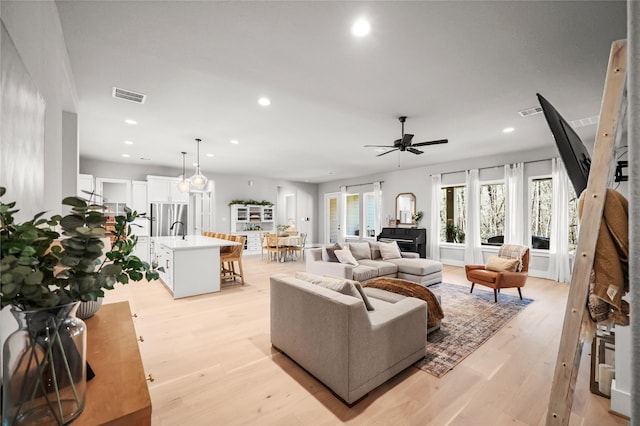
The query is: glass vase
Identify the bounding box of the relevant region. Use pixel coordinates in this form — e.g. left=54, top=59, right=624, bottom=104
left=2, top=303, right=86, bottom=426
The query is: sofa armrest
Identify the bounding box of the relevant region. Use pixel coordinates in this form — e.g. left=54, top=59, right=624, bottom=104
left=305, top=260, right=353, bottom=279
left=401, top=252, right=420, bottom=259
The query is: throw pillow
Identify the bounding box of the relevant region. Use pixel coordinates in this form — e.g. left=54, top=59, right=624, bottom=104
left=323, top=276, right=375, bottom=311
left=486, top=255, right=519, bottom=272
left=294, top=272, right=362, bottom=300
left=334, top=249, right=359, bottom=266
left=348, top=242, right=372, bottom=260
left=379, top=241, right=402, bottom=260
left=322, top=243, right=341, bottom=262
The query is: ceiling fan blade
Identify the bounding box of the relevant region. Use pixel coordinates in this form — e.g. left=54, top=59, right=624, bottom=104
left=376, top=148, right=399, bottom=157
left=411, top=139, right=448, bottom=147
left=363, top=144, right=397, bottom=148
left=401, top=133, right=414, bottom=145
left=407, top=147, right=423, bottom=155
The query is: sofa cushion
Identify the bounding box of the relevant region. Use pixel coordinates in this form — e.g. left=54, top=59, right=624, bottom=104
left=348, top=279, right=375, bottom=311
left=387, top=258, right=442, bottom=276
left=358, top=259, right=398, bottom=276
left=351, top=265, right=379, bottom=282
left=335, top=249, right=359, bottom=266
left=322, top=243, right=342, bottom=262
left=368, top=241, right=382, bottom=260
left=348, top=242, right=372, bottom=260
left=486, top=255, right=519, bottom=272
left=379, top=241, right=402, bottom=260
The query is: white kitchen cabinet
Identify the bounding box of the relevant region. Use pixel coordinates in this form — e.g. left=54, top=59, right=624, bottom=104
left=96, top=178, right=132, bottom=215
left=132, top=236, right=149, bottom=263
left=77, top=174, right=94, bottom=198
left=130, top=181, right=148, bottom=214
left=147, top=175, right=188, bottom=203
left=230, top=204, right=276, bottom=234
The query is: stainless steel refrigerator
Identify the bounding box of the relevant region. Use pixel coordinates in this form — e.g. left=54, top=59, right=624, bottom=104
left=150, top=203, right=188, bottom=237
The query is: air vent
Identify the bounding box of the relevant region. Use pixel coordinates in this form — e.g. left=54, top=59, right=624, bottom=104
left=518, top=106, right=543, bottom=117
left=570, top=115, right=599, bottom=128
left=112, top=87, right=146, bottom=104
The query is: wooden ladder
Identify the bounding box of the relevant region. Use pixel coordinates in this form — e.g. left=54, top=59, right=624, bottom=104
left=546, top=39, right=627, bottom=425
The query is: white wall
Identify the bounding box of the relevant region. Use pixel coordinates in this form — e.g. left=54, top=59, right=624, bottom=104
left=0, top=0, right=78, bottom=379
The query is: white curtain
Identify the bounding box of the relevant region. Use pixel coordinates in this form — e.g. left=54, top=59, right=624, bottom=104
left=338, top=186, right=346, bottom=243
left=429, top=174, right=441, bottom=261
left=504, top=162, right=525, bottom=245
left=464, top=169, right=483, bottom=264
left=548, top=158, right=572, bottom=282
left=373, top=181, right=383, bottom=236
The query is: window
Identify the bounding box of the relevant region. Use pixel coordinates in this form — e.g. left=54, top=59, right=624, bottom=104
left=440, top=185, right=466, bottom=243
left=568, top=184, right=578, bottom=251
left=363, top=192, right=377, bottom=238
left=345, top=193, right=360, bottom=237
left=480, top=182, right=505, bottom=245
left=530, top=177, right=552, bottom=249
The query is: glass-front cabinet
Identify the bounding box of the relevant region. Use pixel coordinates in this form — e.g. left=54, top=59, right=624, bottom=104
left=230, top=204, right=276, bottom=253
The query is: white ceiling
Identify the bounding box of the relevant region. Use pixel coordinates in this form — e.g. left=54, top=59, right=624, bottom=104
left=55, top=0, right=627, bottom=183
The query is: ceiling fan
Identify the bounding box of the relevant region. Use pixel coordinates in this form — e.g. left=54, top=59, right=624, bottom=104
left=364, top=116, right=448, bottom=157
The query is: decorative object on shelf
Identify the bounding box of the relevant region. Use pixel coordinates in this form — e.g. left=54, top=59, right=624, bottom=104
left=228, top=199, right=274, bottom=206
left=0, top=186, right=160, bottom=425
left=412, top=211, right=424, bottom=227
left=177, top=151, right=190, bottom=193
left=189, top=138, right=208, bottom=190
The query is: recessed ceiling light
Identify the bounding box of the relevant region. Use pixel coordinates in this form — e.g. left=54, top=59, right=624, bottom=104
left=124, top=119, right=137, bottom=125
left=258, top=97, right=271, bottom=106
left=328, top=172, right=334, bottom=175
left=192, top=162, right=198, bottom=166
left=351, top=18, right=371, bottom=37
left=206, top=153, right=214, bottom=157
left=230, top=139, right=239, bottom=145
left=121, top=154, right=130, bottom=158
left=124, top=140, right=134, bottom=145
left=503, top=127, right=515, bottom=133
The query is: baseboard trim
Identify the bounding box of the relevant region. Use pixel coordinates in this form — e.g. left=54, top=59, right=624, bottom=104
left=609, top=379, right=631, bottom=418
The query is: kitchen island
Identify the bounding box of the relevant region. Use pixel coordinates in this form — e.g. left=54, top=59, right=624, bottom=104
left=151, top=235, right=239, bottom=298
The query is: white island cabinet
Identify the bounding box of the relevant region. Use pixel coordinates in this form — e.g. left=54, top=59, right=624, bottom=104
left=152, top=235, right=238, bottom=298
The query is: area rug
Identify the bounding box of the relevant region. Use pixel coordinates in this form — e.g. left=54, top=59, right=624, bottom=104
left=415, top=282, right=534, bottom=378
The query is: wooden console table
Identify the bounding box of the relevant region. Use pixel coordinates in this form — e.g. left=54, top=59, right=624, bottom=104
left=75, top=302, right=152, bottom=425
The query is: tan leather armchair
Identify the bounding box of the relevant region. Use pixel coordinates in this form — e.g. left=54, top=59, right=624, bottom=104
left=465, top=245, right=530, bottom=303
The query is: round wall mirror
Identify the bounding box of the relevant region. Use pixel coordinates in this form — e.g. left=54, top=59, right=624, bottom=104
left=395, top=192, right=416, bottom=225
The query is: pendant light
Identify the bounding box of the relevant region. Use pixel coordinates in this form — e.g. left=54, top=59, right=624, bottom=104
left=177, top=151, right=190, bottom=193
left=190, top=138, right=208, bottom=189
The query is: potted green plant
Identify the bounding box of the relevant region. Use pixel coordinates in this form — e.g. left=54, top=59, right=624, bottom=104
left=0, top=187, right=160, bottom=425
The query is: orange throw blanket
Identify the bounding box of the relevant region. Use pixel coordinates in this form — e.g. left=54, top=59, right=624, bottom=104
left=364, top=277, right=444, bottom=328
left=579, top=188, right=629, bottom=325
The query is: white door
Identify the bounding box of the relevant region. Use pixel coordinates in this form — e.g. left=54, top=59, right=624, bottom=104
left=324, top=193, right=340, bottom=244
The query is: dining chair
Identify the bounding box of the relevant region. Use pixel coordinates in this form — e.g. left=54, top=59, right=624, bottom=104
left=288, top=232, right=306, bottom=261
left=264, top=233, right=285, bottom=263
left=220, top=235, right=245, bottom=285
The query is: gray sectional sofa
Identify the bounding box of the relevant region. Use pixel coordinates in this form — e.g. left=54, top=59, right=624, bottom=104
left=270, top=272, right=427, bottom=404
left=305, top=241, right=443, bottom=286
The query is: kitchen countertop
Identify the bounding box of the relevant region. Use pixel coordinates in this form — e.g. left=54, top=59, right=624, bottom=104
left=152, top=235, right=239, bottom=250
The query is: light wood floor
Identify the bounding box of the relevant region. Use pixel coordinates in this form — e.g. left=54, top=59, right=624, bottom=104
left=102, top=254, right=628, bottom=425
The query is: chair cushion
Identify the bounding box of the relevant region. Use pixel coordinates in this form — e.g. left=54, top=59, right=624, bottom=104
left=322, top=243, right=341, bottom=262
left=352, top=265, right=379, bottom=282
left=486, top=255, right=519, bottom=272
left=386, top=258, right=443, bottom=276
left=379, top=241, right=402, bottom=260
left=335, top=249, right=359, bottom=266
left=348, top=242, right=372, bottom=260
left=358, top=259, right=398, bottom=276
left=467, top=269, right=497, bottom=283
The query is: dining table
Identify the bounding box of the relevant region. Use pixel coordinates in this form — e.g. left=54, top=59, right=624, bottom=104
left=263, top=234, right=302, bottom=262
